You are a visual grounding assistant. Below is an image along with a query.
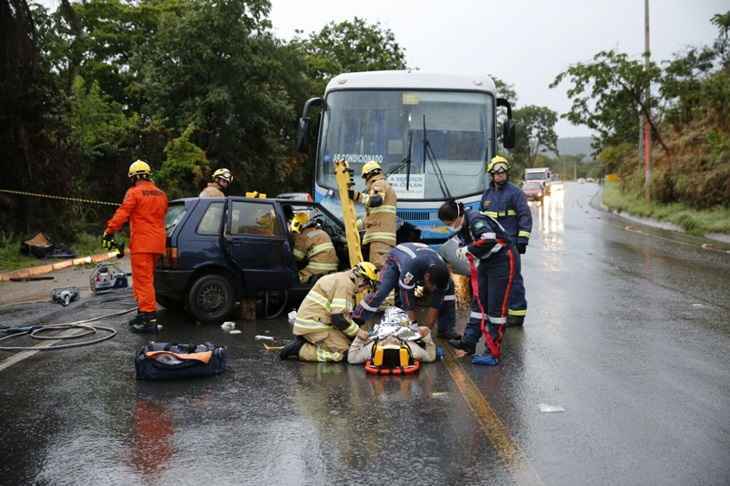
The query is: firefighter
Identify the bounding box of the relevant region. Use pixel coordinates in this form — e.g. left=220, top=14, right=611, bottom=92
left=103, top=160, right=168, bottom=333
left=349, top=161, right=397, bottom=269
left=280, top=262, right=380, bottom=362
left=480, top=156, right=531, bottom=326
left=438, top=200, right=517, bottom=365
left=199, top=168, right=232, bottom=197
left=290, top=212, right=338, bottom=283
left=352, top=243, right=459, bottom=339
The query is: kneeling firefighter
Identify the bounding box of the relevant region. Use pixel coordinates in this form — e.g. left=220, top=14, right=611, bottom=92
left=290, top=212, right=338, bottom=283
left=104, top=160, right=168, bottom=333
left=438, top=200, right=516, bottom=365
left=280, top=262, right=380, bottom=362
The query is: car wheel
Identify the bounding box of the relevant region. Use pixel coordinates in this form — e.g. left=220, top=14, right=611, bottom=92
left=188, top=274, right=235, bottom=323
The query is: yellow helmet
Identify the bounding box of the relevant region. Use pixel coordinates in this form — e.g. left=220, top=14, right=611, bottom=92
left=212, top=168, right=233, bottom=183
left=353, top=261, right=379, bottom=289
left=487, top=155, right=510, bottom=174
left=290, top=212, right=310, bottom=233
left=128, top=160, right=151, bottom=178
left=361, top=160, right=382, bottom=179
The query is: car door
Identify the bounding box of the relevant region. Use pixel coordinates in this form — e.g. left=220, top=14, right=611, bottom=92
left=223, top=198, right=293, bottom=290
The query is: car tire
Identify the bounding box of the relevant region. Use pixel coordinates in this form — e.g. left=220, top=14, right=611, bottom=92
left=188, top=274, right=235, bottom=323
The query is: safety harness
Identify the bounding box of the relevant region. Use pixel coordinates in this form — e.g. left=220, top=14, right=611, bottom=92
left=466, top=251, right=515, bottom=359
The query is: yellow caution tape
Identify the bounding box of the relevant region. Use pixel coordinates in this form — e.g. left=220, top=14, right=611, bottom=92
left=0, top=189, right=120, bottom=207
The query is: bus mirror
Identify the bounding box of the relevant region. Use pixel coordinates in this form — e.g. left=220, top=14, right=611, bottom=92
left=503, top=120, right=516, bottom=149
left=296, top=97, right=323, bottom=154
left=296, top=117, right=310, bottom=153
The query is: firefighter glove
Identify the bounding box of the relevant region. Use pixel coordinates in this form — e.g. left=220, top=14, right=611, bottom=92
left=414, top=285, right=424, bottom=298
left=101, top=232, right=114, bottom=249
left=517, top=243, right=527, bottom=254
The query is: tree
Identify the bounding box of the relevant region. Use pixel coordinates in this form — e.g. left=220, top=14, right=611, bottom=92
left=156, top=124, right=210, bottom=199
left=550, top=50, right=668, bottom=155
left=296, top=17, right=407, bottom=93
left=511, top=105, right=559, bottom=168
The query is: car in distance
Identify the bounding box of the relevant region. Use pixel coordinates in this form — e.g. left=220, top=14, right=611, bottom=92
left=522, top=181, right=545, bottom=202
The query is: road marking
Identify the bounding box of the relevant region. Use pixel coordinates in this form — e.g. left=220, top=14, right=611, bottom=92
left=0, top=328, right=89, bottom=372
left=441, top=343, right=545, bottom=486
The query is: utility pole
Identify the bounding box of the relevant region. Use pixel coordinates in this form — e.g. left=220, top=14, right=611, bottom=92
left=643, top=0, right=652, bottom=198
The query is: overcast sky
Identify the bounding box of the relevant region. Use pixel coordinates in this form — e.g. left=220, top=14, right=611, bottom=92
left=36, top=0, right=727, bottom=138
left=270, top=0, right=726, bottom=137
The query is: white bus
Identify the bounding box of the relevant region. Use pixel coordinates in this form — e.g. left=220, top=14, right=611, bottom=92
left=296, top=70, right=515, bottom=244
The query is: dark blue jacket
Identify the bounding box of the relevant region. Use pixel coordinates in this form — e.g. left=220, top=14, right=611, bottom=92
left=456, top=209, right=512, bottom=260
left=480, top=181, right=532, bottom=246
left=389, top=243, right=448, bottom=310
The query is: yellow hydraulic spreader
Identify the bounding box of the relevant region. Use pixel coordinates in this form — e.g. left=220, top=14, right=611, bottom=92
left=334, top=160, right=363, bottom=268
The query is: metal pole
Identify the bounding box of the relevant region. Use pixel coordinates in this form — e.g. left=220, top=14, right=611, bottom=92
left=643, top=0, right=652, bottom=196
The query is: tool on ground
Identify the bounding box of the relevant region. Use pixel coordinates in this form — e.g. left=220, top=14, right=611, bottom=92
left=135, top=342, right=226, bottom=380
left=9, top=276, right=55, bottom=282
left=90, top=263, right=129, bottom=294
left=51, top=287, right=80, bottom=306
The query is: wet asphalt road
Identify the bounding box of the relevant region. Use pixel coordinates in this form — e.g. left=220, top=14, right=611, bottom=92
left=1, top=182, right=729, bottom=486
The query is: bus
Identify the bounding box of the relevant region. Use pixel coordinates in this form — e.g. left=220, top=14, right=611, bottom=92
left=296, top=70, right=515, bottom=244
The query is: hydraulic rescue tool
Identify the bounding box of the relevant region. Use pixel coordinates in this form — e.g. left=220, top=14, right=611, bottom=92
left=334, top=160, right=363, bottom=267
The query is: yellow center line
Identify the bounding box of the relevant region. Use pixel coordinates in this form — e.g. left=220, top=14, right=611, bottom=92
left=441, top=342, right=545, bottom=486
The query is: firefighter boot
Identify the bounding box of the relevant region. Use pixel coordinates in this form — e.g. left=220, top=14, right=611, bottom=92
left=279, top=336, right=306, bottom=360
left=448, top=339, right=476, bottom=355
left=129, top=312, right=159, bottom=334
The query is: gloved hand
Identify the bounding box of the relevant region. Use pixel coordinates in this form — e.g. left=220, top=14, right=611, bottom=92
left=414, top=285, right=424, bottom=298
left=101, top=232, right=114, bottom=250
left=517, top=243, right=527, bottom=254
left=347, top=189, right=356, bottom=200
left=456, top=246, right=470, bottom=261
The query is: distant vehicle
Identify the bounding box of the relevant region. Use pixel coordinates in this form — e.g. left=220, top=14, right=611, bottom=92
left=524, top=167, right=552, bottom=195
left=586, top=177, right=596, bottom=183
left=522, top=181, right=545, bottom=202
left=578, top=177, right=586, bottom=184
left=155, top=196, right=347, bottom=323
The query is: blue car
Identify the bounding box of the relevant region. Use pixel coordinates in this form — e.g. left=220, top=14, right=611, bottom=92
left=155, top=196, right=347, bottom=323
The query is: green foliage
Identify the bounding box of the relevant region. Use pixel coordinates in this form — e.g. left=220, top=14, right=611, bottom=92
left=296, top=16, right=407, bottom=93
left=156, top=124, right=210, bottom=199
left=550, top=50, right=662, bottom=154
left=511, top=105, right=559, bottom=169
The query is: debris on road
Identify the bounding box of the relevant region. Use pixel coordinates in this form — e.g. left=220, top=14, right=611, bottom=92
left=9, top=276, right=55, bottom=282
left=254, top=335, right=275, bottom=341
left=221, top=321, right=236, bottom=331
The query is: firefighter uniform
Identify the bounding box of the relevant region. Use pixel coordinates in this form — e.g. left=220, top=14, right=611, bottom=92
left=293, top=226, right=338, bottom=283
left=198, top=182, right=225, bottom=198
left=480, top=181, right=531, bottom=325
left=450, top=209, right=516, bottom=359
left=292, top=271, right=362, bottom=362
left=106, top=179, right=168, bottom=313
left=353, top=243, right=456, bottom=336
left=354, top=173, right=397, bottom=268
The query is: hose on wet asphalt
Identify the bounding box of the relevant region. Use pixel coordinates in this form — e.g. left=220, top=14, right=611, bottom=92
left=0, top=307, right=135, bottom=351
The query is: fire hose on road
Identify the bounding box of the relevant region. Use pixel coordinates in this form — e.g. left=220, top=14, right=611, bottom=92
left=0, top=307, right=135, bottom=351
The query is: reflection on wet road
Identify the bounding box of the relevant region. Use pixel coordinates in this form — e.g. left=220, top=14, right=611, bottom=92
left=1, top=183, right=729, bottom=485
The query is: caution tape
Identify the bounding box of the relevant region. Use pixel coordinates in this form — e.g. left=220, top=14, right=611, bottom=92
left=0, top=189, right=120, bottom=207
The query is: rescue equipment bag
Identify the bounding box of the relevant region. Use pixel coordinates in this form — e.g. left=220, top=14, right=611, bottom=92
left=135, top=342, right=226, bottom=380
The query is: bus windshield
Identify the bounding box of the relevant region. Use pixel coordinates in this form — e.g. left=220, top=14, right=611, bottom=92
left=317, top=90, right=494, bottom=200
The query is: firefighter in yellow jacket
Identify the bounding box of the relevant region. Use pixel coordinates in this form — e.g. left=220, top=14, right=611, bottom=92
left=280, top=262, right=379, bottom=362
left=349, top=161, right=397, bottom=269
left=290, top=212, right=338, bottom=283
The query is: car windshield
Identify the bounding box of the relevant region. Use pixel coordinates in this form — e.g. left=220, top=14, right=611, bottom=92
left=525, top=172, right=548, bottom=181
left=317, top=89, right=494, bottom=200
left=165, top=203, right=187, bottom=235
left=524, top=182, right=542, bottom=189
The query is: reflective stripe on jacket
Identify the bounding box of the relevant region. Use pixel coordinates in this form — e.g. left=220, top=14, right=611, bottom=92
left=293, top=227, right=338, bottom=275
left=106, top=180, right=168, bottom=254
left=480, top=181, right=532, bottom=245
left=293, top=271, right=359, bottom=337
left=358, top=174, right=397, bottom=245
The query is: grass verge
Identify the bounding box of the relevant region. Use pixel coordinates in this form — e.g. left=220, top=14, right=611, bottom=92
left=602, top=182, right=730, bottom=236
left=0, top=232, right=117, bottom=272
